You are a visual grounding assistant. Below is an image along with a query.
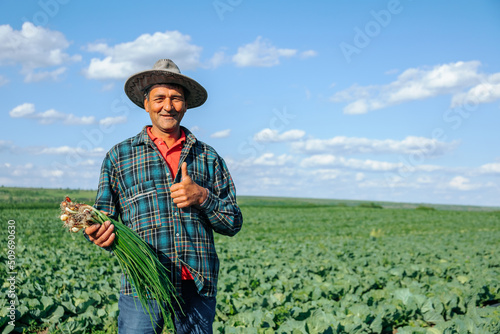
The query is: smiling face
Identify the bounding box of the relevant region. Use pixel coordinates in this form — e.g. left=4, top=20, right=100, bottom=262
left=144, top=84, right=187, bottom=139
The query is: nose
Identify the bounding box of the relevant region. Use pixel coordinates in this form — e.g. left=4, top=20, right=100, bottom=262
left=163, top=98, right=175, bottom=111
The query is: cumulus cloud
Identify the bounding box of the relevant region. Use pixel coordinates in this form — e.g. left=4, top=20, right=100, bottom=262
left=84, top=30, right=202, bottom=80
left=478, top=162, right=500, bottom=174
left=448, top=176, right=480, bottom=191
left=9, top=103, right=126, bottom=126
left=99, top=116, right=127, bottom=127
left=232, top=36, right=297, bottom=67
left=292, top=135, right=457, bottom=156
left=0, top=22, right=81, bottom=81
left=210, top=129, right=231, bottom=138
left=301, top=154, right=443, bottom=174
left=253, top=128, right=305, bottom=143
left=38, top=146, right=105, bottom=156
left=331, top=61, right=500, bottom=114
left=254, top=153, right=293, bottom=166
left=302, top=154, right=400, bottom=172
left=450, top=73, right=500, bottom=108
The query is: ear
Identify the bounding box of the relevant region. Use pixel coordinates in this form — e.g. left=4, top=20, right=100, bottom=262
left=144, top=98, right=149, bottom=112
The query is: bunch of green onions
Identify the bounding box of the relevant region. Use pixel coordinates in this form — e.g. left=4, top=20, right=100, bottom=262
left=60, top=196, right=180, bottom=327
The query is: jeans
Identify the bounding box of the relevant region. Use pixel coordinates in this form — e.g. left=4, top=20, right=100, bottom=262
left=118, top=280, right=216, bottom=334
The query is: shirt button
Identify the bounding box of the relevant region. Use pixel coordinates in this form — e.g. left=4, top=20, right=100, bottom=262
left=176, top=233, right=180, bottom=237
left=174, top=212, right=178, bottom=215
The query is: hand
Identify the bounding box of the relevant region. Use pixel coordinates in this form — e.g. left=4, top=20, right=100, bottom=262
left=85, top=212, right=115, bottom=248
left=170, top=162, right=208, bottom=208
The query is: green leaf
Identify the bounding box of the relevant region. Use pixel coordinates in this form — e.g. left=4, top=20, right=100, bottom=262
left=41, top=305, right=65, bottom=324
left=394, top=288, right=412, bottom=305
left=41, top=296, right=54, bottom=309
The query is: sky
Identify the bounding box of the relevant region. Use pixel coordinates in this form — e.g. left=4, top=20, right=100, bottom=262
left=0, top=0, right=499, bottom=207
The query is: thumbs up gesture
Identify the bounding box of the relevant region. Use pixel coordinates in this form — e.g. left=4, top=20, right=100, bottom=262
left=170, top=162, right=208, bottom=208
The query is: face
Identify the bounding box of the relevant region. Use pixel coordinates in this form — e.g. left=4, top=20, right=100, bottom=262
left=144, top=84, right=187, bottom=136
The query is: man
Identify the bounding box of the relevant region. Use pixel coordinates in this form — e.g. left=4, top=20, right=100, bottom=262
left=84, top=59, right=243, bottom=333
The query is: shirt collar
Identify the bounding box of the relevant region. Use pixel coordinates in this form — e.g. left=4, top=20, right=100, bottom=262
left=133, top=125, right=196, bottom=147
left=146, top=126, right=186, bottom=148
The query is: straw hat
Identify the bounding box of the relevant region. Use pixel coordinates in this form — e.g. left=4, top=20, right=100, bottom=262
left=124, top=59, right=208, bottom=109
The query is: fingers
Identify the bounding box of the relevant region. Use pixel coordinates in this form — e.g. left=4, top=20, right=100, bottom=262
left=86, top=221, right=115, bottom=248
left=170, top=183, right=182, bottom=192
left=98, top=227, right=115, bottom=248
left=172, top=194, right=188, bottom=205
left=84, top=224, right=101, bottom=236
left=171, top=188, right=188, bottom=207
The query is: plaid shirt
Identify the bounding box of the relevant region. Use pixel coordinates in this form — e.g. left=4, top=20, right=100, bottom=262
left=94, top=126, right=243, bottom=297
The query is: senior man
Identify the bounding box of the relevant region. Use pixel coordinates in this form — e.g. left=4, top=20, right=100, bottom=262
left=84, top=59, right=243, bottom=334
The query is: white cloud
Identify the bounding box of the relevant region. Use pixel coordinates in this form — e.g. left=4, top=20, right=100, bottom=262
left=190, top=125, right=201, bottom=133
left=416, top=176, right=433, bottom=184
left=207, top=51, right=228, bottom=68
left=450, top=74, right=500, bottom=108
left=24, top=67, right=67, bottom=82
left=331, top=61, right=500, bottom=114
left=99, top=116, right=127, bottom=127
left=84, top=30, right=202, bottom=80
left=292, top=135, right=456, bottom=156
left=300, top=50, right=318, bottom=59
left=9, top=103, right=126, bottom=126
left=0, top=160, right=102, bottom=189
left=448, top=176, right=480, bottom=191
left=38, top=146, right=105, bottom=156
left=41, top=169, right=64, bottom=178
left=253, top=128, right=305, bottom=143
left=232, top=36, right=297, bottom=67
left=9, top=103, right=36, bottom=118
left=0, top=22, right=81, bottom=81
left=479, top=162, right=500, bottom=174
left=210, top=129, right=231, bottom=138
left=301, top=154, right=443, bottom=174
left=254, top=153, right=293, bottom=166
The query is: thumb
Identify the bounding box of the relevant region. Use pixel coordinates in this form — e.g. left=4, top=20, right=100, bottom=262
left=181, top=162, right=190, bottom=181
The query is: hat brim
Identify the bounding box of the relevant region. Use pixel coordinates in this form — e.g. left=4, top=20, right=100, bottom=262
left=125, top=70, right=208, bottom=109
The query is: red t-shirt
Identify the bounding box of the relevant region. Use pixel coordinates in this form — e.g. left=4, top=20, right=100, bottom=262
left=146, top=127, right=194, bottom=280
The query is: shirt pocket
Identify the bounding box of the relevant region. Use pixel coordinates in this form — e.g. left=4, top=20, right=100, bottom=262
left=124, top=180, right=161, bottom=233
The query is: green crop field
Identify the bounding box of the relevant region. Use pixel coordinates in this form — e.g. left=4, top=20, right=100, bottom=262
left=1, top=187, right=499, bottom=333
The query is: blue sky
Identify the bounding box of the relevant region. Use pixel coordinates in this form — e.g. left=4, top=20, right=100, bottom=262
left=1, top=0, right=499, bottom=206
